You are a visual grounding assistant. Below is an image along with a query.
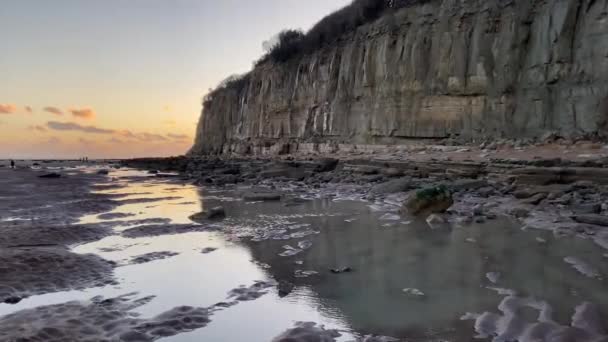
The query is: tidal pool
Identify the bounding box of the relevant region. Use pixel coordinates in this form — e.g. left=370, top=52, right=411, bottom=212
left=1, top=168, right=606, bottom=341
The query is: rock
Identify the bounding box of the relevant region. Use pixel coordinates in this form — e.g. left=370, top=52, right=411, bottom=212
left=572, top=203, right=602, bottom=215
left=402, top=288, right=425, bottom=297
left=473, top=204, right=484, bottom=216
left=510, top=207, right=530, bottom=218
left=447, top=179, right=488, bottom=192
left=573, top=215, right=608, bottom=227
left=381, top=168, right=404, bottom=177
left=243, top=192, right=282, bottom=201
left=402, top=186, right=453, bottom=216
left=521, top=193, right=547, bottom=205
left=353, top=165, right=381, bottom=175
left=426, top=214, right=447, bottom=228
left=3, top=297, right=22, bottom=304
left=148, top=170, right=159, bottom=174
left=39, top=172, right=61, bottom=179
left=189, top=206, right=226, bottom=222
left=371, top=177, right=412, bottom=194
left=314, top=158, right=339, bottom=172
left=330, top=267, right=353, bottom=274
left=201, top=247, right=218, bottom=254
left=277, top=281, right=295, bottom=298
left=96, top=169, right=110, bottom=175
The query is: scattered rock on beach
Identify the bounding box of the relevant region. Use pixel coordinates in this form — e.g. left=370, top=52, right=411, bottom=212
left=189, top=206, right=226, bottom=222
left=402, top=186, right=453, bottom=216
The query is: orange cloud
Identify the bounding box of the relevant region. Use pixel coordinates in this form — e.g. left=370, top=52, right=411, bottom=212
left=70, top=107, right=95, bottom=120
left=0, top=104, right=17, bottom=114
left=167, top=133, right=190, bottom=141
left=28, top=125, right=47, bottom=132
left=163, top=120, right=176, bottom=126
left=47, top=121, right=115, bottom=134
left=108, top=137, right=123, bottom=144
left=44, top=107, right=63, bottom=115
left=138, top=132, right=167, bottom=142
left=116, top=130, right=137, bottom=139
left=24, top=106, right=33, bottom=114
left=47, top=137, right=61, bottom=144
left=79, top=137, right=95, bottom=145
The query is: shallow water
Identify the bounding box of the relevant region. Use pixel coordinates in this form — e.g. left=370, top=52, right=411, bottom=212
left=1, top=168, right=607, bottom=341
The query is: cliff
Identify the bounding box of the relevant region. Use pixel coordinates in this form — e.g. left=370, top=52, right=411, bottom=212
left=191, top=0, right=608, bottom=155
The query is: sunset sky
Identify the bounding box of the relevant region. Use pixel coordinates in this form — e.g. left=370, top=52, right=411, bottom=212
left=0, top=0, right=350, bottom=159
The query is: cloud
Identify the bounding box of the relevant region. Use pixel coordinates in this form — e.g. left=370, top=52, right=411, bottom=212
left=116, top=130, right=137, bottom=139
left=0, top=104, right=17, bottom=114
left=138, top=132, right=167, bottom=142
left=79, top=138, right=95, bottom=145
left=46, top=121, right=115, bottom=134
left=44, top=107, right=63, bottom=115
left=70, top=107, right=95, bottom=120
left=167, top=133, right=190, bottom=141
left=163, top=120, right=176, bottom=126
left=28, top=125, right=47, bottom=132
left=108, top=137, right=123, bottom=144
left=24, top=106, right=33, bottom=114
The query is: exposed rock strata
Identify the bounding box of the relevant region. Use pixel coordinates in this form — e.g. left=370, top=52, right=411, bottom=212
left=191, top=0, right=608, bottom=155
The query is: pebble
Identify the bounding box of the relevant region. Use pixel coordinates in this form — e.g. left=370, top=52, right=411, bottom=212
left=402, top=288, right=425, bottom=296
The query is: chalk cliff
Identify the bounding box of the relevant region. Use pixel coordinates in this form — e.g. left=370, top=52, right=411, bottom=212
left=191, top=0, right=608, bottom=155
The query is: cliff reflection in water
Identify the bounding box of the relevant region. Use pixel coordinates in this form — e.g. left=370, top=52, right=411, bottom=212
left=202, top=193, right=608, bottom=340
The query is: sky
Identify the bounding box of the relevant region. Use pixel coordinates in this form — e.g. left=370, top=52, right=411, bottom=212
left=0, top=0, right=350, bottom=159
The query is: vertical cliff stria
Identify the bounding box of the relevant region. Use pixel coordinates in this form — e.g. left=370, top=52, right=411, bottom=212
left=191, top=0, right=608, bottom=155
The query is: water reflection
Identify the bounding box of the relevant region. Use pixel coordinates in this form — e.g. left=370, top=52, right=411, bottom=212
left=2, top=169, right=606, bottom=342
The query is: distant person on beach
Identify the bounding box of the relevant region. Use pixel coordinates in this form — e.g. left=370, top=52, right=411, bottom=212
left=10, top=160, right=15, bottom=169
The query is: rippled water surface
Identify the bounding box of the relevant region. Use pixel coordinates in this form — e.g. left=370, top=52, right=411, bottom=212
left=2, top=168, right=607, bottom=341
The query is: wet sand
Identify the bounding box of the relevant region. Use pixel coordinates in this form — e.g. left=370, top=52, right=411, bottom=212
left=0, top=156, right=607, bottom=341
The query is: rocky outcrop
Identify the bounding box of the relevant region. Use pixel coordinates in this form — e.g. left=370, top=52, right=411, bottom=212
left=191, top=0, right=608, bottom=155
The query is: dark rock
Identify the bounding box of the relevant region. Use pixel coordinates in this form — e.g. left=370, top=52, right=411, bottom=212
left=521, top=193, right=547, bottom=205
left=573, top=215, right=608, bottom=227
left=402, top=186, right=453, bottom=216
left=314, top=158, right=339, bottom=172
left=572, top=203, right=602, bottom=215
left=243, top=192, right=282, bottom=201
left=39, top=173, right=61, bottom=179
left=277, top=281, right=295, bottom=297
left=97, top=169, right=110, bottom=175
left=3, top=297, right=22, bottom=304
left=510, top=207, right=530, bottom=218
left=189, top=206, right=226, bottom=222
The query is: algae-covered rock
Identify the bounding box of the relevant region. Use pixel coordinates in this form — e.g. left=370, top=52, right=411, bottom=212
left=402, top=185, right=453, bottom=216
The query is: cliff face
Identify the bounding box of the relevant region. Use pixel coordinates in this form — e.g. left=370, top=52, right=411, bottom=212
left=191, top=0, right=608, bottom=155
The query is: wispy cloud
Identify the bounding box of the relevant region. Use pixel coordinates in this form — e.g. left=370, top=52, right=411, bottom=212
left=24, top=106, right=33, bottom=114
left=70, top=107, right=95, bottom=120
left=43, top=107, right=63, bottom=115
left=116, top=130, right=137, bottom=139
left=108, top=137, right=123, bottom=144
left=167, top=133, right=190, bottom=141
left=0, top=104, right=17, bottom=114
left=46, top=121, right=115, bottom=134
left=28, top=125, right=47, bottom=132
left=138, top=132, right=167, bottom=142
left=79, top=137, right=95, bottom=145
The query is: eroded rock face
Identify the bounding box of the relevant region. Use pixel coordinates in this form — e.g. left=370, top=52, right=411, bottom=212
left=191, top=0, right=608, bottom=155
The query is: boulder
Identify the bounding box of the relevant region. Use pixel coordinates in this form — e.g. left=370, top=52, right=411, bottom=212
left=314, top=158, right=339, bottom=172
left=381, top=168, right=404, bottom=177
left=402, top=186, right=453, bottom=216
left=189, top=206, right=226, bottom=222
